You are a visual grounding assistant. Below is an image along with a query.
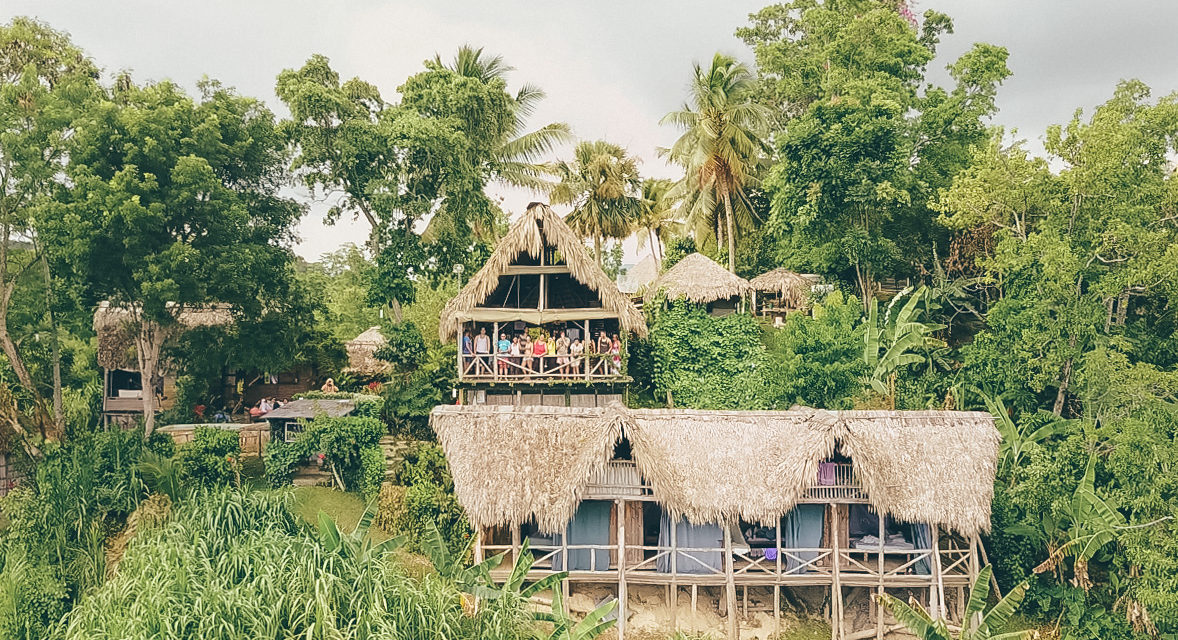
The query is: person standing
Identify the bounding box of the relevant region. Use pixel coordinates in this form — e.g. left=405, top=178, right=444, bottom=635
left=610, top=334, right=622, bottom=375
left=597, top=331, right=611, bottom=374
left=532, top=332, right=548, bottom=374
left=462, top=330, right=474, bottom=374
left=509, top=336, right=522, bottom=376
left=570, top=338, right=584, bottom=376
left=521, top=333, right=534, bottom=375
left=497, top=332, right=511, bottom=376
left=555, top=330, right=570, bottom=376
left=474, top=327, right=491, bottom=374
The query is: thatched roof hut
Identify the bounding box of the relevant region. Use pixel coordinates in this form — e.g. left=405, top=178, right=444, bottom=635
left=438, top=203, right=647, bottom=342
left=617, top=254, right=660, bottom=295
left=93, top=302, right=233, bottom=370
left=749, top=268, right=820, bottom=309
left=345, top=326, right=390, bottom=375
left=430, top=405, right=999, bottom=536
left=644, top=253, right=752, bottom=305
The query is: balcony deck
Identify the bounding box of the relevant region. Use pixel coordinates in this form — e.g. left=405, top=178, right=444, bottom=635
left=459, top=352, right=627, bottom=383
left=584, top=461, right=866, bottom=503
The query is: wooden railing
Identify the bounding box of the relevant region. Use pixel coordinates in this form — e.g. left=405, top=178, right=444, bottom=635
left=583, top=461, right=651, bottom=499
left=802, top=463, right=866, bottom=502
left=459, top=352, right=624, bottom=382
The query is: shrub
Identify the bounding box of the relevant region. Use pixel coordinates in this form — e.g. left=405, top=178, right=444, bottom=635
left=263, top=438, right=305, bottom=488
left=265, top=416, right=384, bottom=496
left=0, top=555, right=69, bottom=640
left=176, top=427, right=241, bottom=488
left=357, top=445, right=385, bottom=503
left=403, top=482, right=470, bottom=555
left=373, top=482, right=407, bottom=534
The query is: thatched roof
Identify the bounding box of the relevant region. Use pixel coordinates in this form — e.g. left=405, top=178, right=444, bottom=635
left=438, top=203, right=647, bottom=342
left=431, top=404, right=628, bottom=532
left=617, top=254, right=660, bottom=295
left=345, top=326, right=390, bottom=375
left=749, top=268, right=820, bottom=308
left=93, top=302, right=234, bottom=370
left=645, top=253, right=752, bottom=305
left=430, top=405, right=999, bottom=536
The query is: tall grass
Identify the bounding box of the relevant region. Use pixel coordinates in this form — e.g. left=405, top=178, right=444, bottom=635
left=58, top=489, right=536, bottom=639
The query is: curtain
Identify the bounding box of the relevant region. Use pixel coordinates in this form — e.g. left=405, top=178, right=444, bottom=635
left=547, top=501, right=611, bottom=571
left=780, top=504, right=825, bottom=572
left=909, top=523, right=932, bottom=575
left=657, top=514, right=723, bottom=574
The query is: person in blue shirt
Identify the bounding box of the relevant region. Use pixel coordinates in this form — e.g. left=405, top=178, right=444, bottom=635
left=462, top=330, right=474, bottom=374
left=497, top=333, right=511, bottom=375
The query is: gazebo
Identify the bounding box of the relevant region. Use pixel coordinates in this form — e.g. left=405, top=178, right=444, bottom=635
left=749, top=268, right=821, bottom=320
left=345, top=326, right=390, bottom=376
left=644, top=253, right=753, bottom=316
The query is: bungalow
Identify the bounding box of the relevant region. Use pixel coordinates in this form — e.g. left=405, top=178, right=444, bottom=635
left=430, top=404, right=999, bottom=640
left=644, top=253, right=753, bottom=316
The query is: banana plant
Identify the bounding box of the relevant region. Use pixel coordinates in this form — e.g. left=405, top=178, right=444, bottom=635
left=317, top=499, right=404, bottom=563
left=536, top=585, right=618, bottom=640
left=979, top=392, right=1065, bottom=480
left=879, top=566, right=1033, bottom=640
left=863, top=286, right=946, bottom=401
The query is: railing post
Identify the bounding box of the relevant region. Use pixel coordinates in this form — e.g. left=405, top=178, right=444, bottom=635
left=670, top=516, right=678, bottom=631
left=724, top=522, right=738, bottom=640
left=616, top=498, right=627, bottom=639
left=876, top=511, right=885, bottom=640
left=932, top=525, right=946, bottom=620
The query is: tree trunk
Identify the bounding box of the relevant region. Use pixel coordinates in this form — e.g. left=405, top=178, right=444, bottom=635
left=722, top=191, right=736, bottom=273
left=715, top=213, right=724, bottom=256
left=40, top=249, right=63, bottom=437
left=133, top=317, right=169, bottom=439
left=594, top=234, right=603, bottom=266
left=390, top=297, right=403, bottom=323
left=1052, top=334, right=1078, bottom=417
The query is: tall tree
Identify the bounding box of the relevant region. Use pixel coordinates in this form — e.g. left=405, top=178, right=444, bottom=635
left=0, top=17, right=97, bottom=440
left=738, top=1, right=1009, bottom=305
left=48, top=79, right=303, bottom=436
left=548, top=140, right=641, bottom=263
left=661, top=52, right=770, bottom=273
left=635, top=177, right=680, bottom=265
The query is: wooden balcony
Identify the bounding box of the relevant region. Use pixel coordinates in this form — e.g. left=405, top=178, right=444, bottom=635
left=801, top=462, right=867, bottom=502
left=458, top=352, right=627, bottom=383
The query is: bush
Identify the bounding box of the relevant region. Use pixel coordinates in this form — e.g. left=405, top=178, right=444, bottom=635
left=0, top=556, right=69, bottom=640
left=395, top=442, right=453, bottom=489
left=263, top=438, right=304, bottom=488
left=374, top=482, right=407, bottom=533
left=391, top=443, right=469, bottom=553
left=176, top=427, right=241, bottom=488
left=265, top=416, right=385, bottom=496
left=357, top=446, right=385, bottom=503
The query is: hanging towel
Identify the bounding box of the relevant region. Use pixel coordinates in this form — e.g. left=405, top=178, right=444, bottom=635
left=818, top=462, right=837, bottom=486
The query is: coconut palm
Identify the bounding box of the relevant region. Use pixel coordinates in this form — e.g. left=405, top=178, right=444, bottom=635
left=661, top=52, right=770, bottom=273
left=437, top=45, right=572, bottom=192
left=635, top=178, right=681, bottom=265
left=548, top=140, right=642, bottom=264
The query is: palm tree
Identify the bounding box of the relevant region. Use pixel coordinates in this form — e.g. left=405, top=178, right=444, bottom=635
left=437, top=45, right=572, bottom=192
left=548, top=140, right=641, bottom=264
left=635, top=178, right=681, bottom=265
left=661, top=52, right=770, bottom=273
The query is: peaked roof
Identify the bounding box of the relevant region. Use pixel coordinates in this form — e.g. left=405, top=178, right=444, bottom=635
left=344, top=326, right=390, bottom=375
left=438, top=203, right=647, bottom=341
left=645, top=253, right=752, bottom=305
left=93, top=301, right=234, bottom=370
left=749, top=268, right=820, bottom=308
left=430, top=405, right=1000, bottom=536
left=617, top=253, right=660, bottom=294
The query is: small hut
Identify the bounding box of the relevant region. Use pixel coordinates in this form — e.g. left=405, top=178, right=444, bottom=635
left=644, top=253, right=753, bottom=316
left=431, top=404, right=999, bottom=640
left=345, top=326, right=390, bottom=376
left=749, top=268, right=822, bottom=320
left=439, top=203, right=645, bottom=389
left=93, top=302, right=233, bottom=427
left=264, top=397, right=358, bottom=443
left=617, top=253, right=660, bottom=296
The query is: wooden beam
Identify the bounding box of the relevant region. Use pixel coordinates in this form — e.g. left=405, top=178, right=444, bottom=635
left=877, top=514, right=885, bottom=640
left=502, top=265, right=572, bottom=275
left=724, top=524, right=738, bottom=640
left=670, top=518, right=678, bottom=631
left=617, top=499, right=627, bottom=640
left=932, top=525, right=946, bottom=620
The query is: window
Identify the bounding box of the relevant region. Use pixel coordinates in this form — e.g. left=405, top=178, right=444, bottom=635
left=284, top=421, right=304, bottom=443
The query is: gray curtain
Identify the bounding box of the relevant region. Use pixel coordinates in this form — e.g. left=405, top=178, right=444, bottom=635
left=657, top=514, right=723, bottom=574
left=909, top=523, right=932, bottom=575
left=547, top=501, right=612, bottom=571
left=780, top=504, right=825, bottom=572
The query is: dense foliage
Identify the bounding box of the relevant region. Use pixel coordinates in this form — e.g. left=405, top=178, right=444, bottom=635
left=264, top=415, right=385, bottom=500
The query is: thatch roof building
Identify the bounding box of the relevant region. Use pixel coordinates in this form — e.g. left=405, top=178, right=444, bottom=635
left=749, top=268, right=820, bottom=310
left=93, top=302, right=233, bottom=370
left=345, top=326, right=390, bottom=375
left=438, top=203, right=647, bottom=342
left=430, top=405, right=999, bottom=537
left=617, top=254, right=660, bottom=295
left=644, top=253, right=752, bottom=306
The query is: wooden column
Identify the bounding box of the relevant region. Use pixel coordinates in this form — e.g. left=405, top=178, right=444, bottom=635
left=492, top=322, right=499, bottom=381
left=670, top=516, right=679, bottom=631
left=511, top=525, right=521, bottom=565
left=724, top=523, right=738, bottom=640
left=775, top=521, right=782, bottom=637
left=831, top=505, right=845, bottom=640
left=932, top=525, right=946, bottom=620
left=876, top=514, right=885, bottom=640
left=474, top=527, right=484, bottom=564
left=616, top=498, right=627, bottom=640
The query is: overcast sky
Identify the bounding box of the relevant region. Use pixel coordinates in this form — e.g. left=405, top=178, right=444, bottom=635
left=5, top=1, right=1178, bottom=262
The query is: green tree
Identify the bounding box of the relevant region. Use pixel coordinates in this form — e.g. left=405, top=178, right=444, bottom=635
left=635, top=178, right=680, bottom=265
left=880, top=566, right=1032, bottom=640
left=740, top=1, right=1009, bottom=305
left=47, top=79, right=303, bottom=436
left=548, top=140, right=641, bottom=263
left=661, top=53, right=770, bottom=273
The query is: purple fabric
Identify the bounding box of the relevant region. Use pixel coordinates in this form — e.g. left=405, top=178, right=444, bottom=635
left=764, top=548, right=778, bottom=561
left=818, top=462, right=836, bottom=486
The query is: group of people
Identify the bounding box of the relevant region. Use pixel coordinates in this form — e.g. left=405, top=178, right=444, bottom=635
left=248, top=397, right=285, bottom=418
left=462, top=326, right=622, bottom=377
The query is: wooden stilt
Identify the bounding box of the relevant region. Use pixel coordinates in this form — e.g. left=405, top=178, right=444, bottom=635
left=774, top=586, right=781, bottom=638
left=691, top=584, right=698, bottom=618
left=617, top=499, right=627, bottom=640
left=831, top=505, right=845, bottom=640
left=932, top=525, right=946, bottom=620
left=876, top=514, right=885, bottom=640
left=511, top=525, right=521, bottom=564
left=670, top=521, right=679, bottom=631
left=724, top=524, right=738, bottom=640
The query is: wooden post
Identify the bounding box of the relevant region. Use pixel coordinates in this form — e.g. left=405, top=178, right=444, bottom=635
left=584, top=319, right=591, bottom=381
left=492, top=322, right=499, bottom=381
left=511, top=525, right=521, bottom=565
left=932, top=526, right=946, bottom=620
left=670, top=518, right=679, bottom=631
left=876, top=513, right=885, bottom=640
left=775, top=520, right=782, bottom=637
left=474, top=527, right=484, bottom=564
left=831, top=506, right=845, bottom=640
left=617, top=499, right=627, bottom=640
left=724, top=523, right=738, bottom=640
left=457, top=323, right=464, bottom=381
